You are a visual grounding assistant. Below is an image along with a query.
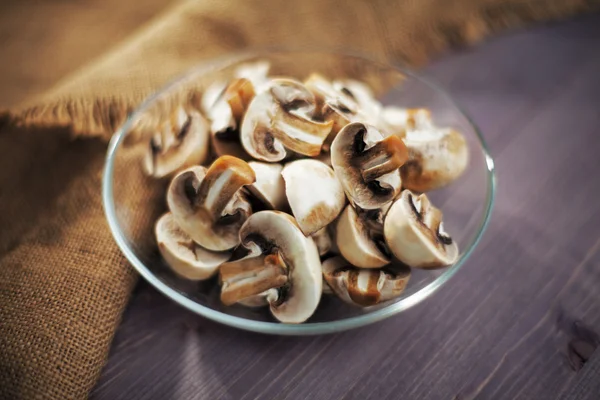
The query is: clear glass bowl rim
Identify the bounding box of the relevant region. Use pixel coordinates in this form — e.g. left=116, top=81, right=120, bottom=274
left=102, top=48, right=497, bottom=335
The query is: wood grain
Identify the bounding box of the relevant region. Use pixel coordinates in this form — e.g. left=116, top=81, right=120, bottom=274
left=91, top=14, right=600, bottom=400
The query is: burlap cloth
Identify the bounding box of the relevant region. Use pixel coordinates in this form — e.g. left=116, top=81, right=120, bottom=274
left=0, top=0, right=598, bottom=398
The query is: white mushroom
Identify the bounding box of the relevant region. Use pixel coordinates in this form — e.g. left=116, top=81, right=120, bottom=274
left=330, top=122, right=408, bottom=209
left=167, top=156, right=256, bottom=251
left=384, top=190, right=459, bottom=269
left=304, top=74, right=378, bottom=151
left=311, top=227, right=333, bottom=256
left=219, top=211, right=322, bottom=323
left=281, top=159, right=346, bottom=235
left=234, top=60, right=271, bottom=91
left=401, top=119, right=469, bottom=192
left=155, top=213, right=230, bottom=280
left=246, top=161, right=287, bottom=210
left=336, top=204, right=390, bottom=269
left=322, top=256, right=410, bottom=307
left=332, top=79, right=383, bottom=119
left=203, top=78, right=256, bottom=160
left=377, top=107, right=431, bottom=138
left=240, top=78, right=334, bottom=161
left=143, top=106, right=210, bottom=178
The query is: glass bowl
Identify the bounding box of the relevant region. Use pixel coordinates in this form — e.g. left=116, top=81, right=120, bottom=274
left=102, top=49, right=495, bottom=335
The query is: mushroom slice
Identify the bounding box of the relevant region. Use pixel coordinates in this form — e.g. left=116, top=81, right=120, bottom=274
left=323, top=256, right=410, bottom=307
left=384, top=190, right=459, bottom=269
left=336, top=204, right=390, bottom=269
left=246, top=161, right=287, bottom=210
left=401, top=122, right=469, bottom=192
left=234, top=60, right=271, bottom=90
left=303, top=73, right=355, bottom=109
left=240, top=78, right=334, bottom=161
left=332, top=79, right=383, bottom=119
left=377, top=107, right=431, bottom=138
left=167, top=156, right=256, bottom=251
left=143, top=107, right=210, bottom=178
left=155, top=213, right=230, bottom=280
left=331, top=122, right=408, bottom=209
left=311, top=227, right=332, bottom=256
left=282, top=159, right=345, bottom=236
left=219, top=211, right=322, bottom=323
left=203, top=78, right=256, bottom=159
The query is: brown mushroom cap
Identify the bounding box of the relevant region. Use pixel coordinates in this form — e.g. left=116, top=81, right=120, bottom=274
left=331, top=122, right=408, bottom=209
left=143, top=107, right=210, bottom=178
left=384, top=190, right=459, bottom=269
left=219, top=211, right=322, bottom=323
left=281, top=159, right=346, bottom=235
left=336, top=204, right=390, bottom=269
left=167, top=156, right=256, bottom=251
left=322, top=256, right=410, bottom=307
left=240, top=78, right=333, bottom=161
left=155, top=213, right=231, bottom=280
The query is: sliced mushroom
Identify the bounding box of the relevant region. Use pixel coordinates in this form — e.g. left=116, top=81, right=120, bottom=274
left=155, top=213, right=230, bottom=280
left=203, top=78, right=256, bottom=159
left=240, top=78, right=334, bottom=161
left=332, top=79, right=383, bottom=119
left=282, top=159, right=345, bottom=235
left=143, top=107, right=210, bottom=178
left=311, top=227, right=332, bottom=256
left=377, top=107, right=431, bottom=138
left=384, top=190, right=459, bottom=269
left=401, top=123, right=469, bottom=192
left=219, top=211, right=322, bottom=323
left=246, top=161, right=287, bottom=210
left=234, top=60, right=271, bottom=90
left=331, top=122, right=408, bottom=209
left=167, top=156, right=256, bottom=251
left=336, top=204, right=390, bottom=268
left=322, top=256, right=410, bottom=307
left=303, top=73, right=354, bottom=110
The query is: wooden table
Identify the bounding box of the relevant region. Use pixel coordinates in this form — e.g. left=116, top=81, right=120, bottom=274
left=91, top=14, right=600, bottom=400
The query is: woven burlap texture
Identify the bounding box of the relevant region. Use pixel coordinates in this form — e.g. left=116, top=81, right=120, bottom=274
left=1, top=0, right=598, bottom=399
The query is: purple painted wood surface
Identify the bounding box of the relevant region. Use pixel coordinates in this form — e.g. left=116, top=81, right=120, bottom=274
left=91, top=14, right=600, bottom=400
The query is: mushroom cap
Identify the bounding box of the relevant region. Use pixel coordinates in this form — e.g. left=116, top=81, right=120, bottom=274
left=167, top=157, right=256, bottom=251
left=401, top=126, right=469, bottom=192
left=240, top=78, right=333, bottom=162
left=282, top=159, right=346, bottom=235
left=336, top=204, right=390, bottom=269
left=155, top=213, right=230, bottom=280
left=239, top=211, right=322, bottom=323
left=384, top=190, right=459, bottom=269
left=143, top=108, right=210, bottom=178
left=331, top=122, right=408, bottom=209
left=247, top=161, right=287, bottom=210
left=322, top=256, right=410, bottom=307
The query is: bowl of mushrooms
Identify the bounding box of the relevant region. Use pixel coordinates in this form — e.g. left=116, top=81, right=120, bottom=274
left=103, top=50, right=495, bottom=334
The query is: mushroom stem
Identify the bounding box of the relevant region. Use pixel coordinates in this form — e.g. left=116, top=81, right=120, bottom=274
left=196, top=156, right=256, bottom=219
left=220, top=252, right=288, bottom=306
left=358, top=135, right=408, bottom=182
left=226, top=78, right=256, bottom=121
